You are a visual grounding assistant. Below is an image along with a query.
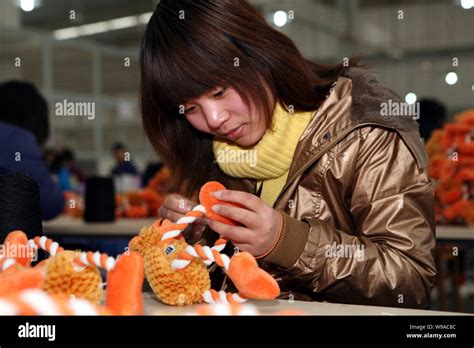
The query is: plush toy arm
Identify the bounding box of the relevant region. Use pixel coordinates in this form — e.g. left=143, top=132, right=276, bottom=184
left=28, top=236, right=64, bottom=256
left=172, top=238, right=228, bottom=270
left=159, top=205, right=206, bottom=242
left=74, top=251, right=117, bottom=271
left=1, top=231, right=35, bottom=268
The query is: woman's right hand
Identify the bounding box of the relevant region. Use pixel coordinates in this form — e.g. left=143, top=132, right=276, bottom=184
left=158, top=193, right=208, bottom=244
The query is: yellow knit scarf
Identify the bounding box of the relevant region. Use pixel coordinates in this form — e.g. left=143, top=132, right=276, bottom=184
left=212, top=101, right=316, bottom=206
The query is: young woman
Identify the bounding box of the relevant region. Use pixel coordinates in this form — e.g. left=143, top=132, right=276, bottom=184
left=140, top=0, right=436, bottom=308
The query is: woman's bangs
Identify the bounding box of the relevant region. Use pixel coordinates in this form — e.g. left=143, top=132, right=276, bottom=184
left=155, top=45, right=234, bottom=111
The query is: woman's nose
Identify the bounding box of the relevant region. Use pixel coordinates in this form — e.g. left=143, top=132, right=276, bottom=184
left=203, top=105, right=230, bottom=130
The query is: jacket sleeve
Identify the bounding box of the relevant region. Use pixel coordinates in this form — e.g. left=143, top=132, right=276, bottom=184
left=262, top=127, right=437, bottom=308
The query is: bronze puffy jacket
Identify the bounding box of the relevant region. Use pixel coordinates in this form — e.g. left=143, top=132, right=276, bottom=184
left=204, top=68, right=436, bottom=309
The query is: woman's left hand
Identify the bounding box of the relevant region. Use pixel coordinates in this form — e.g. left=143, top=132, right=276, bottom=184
left=208, top=189, right=282, bottom=257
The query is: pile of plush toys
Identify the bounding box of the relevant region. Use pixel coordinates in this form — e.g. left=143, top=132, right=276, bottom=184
left=0, top=231, right=144, bottom=315
left=426, top=109, right=474, bottom=224
left=0, top=181, right=281, bottom=315
left=63, top=191, right=84, bottom=218
left=115, top=166, right=171, bottom=218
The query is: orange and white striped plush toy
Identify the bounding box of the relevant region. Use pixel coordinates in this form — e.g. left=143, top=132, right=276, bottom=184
left=0, top=230, right=144, bottom=315
left=129, top=181, right=280, bottom=306
left=0, top=231, right=105, bottom=303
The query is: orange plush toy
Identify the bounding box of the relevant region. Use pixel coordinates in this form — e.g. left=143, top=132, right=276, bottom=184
left=426, top=109, right=474, bottom=224
left=130, top=181, right=280, bottom=306
left=115, top=166, right=171, bottom=218
left=0, top=230, right=144, bottom=315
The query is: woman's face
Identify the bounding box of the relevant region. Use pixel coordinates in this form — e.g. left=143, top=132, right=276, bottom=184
left=183, top=85, right=274, bottom=147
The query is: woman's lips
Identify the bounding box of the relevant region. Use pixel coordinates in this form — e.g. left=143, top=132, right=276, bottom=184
left=226, top=124, right=245, bottom=140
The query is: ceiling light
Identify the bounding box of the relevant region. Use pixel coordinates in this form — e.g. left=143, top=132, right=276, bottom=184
left=461, top=0, right=474, bottom=10
left=445, top=72, right=458, bottom=85
left=273, top=11, right=288, bottom=27
left=405, top=92, right=417, bottom=104
left=20, top=0, right=35, bottom=12
left=53, top=12, right=152, bottom=40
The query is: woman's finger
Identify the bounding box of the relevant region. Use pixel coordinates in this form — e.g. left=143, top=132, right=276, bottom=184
left=212, top=204, right=257, bottom=228
left=213, top=190, right=261, bottom=212
left=208, top=219, right=251, bottom=244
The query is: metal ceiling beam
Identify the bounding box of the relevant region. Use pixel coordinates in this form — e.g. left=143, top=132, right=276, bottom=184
left=0, top=25, right=138, bottom=58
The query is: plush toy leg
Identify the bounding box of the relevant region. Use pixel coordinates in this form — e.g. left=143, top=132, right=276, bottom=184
left=0, top=267, right=43, bottom=296
left=226, top=252, right=280, bottom=300
left=176, top=241, right=280, bottom=300
left=2, top=231, right=34, bottom=267
left=105, top=251, right=144, bottom=315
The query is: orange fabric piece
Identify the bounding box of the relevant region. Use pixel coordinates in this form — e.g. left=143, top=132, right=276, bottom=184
left=227, top=252, right=280, bottom=300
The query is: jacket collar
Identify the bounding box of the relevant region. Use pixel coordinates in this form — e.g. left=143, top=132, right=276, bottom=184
left=277, top=68, right=424, bottom=200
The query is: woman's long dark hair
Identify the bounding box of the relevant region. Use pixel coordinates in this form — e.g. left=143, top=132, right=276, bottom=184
left=140, top=0, right=361, bottom=198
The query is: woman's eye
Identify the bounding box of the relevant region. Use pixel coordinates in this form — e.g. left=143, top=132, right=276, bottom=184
left=185, top=106, right=196, bottom=114
left=213, top=88, right=226, bottom=98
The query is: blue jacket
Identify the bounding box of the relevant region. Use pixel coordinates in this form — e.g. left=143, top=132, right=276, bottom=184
left=111, top=161, right=139, bottom=176
left=0, top=121, right=64, bottom=220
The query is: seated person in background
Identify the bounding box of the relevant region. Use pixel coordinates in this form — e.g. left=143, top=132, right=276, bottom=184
left=0, top=80, right=64, bottom=220
left=50, top=148, right=85, bottom=193
left=110, top=142, right=139, bottom=176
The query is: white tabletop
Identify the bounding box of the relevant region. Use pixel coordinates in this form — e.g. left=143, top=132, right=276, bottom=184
left=436, top=225, right=474, bottom=241
left=141, top=293, right=470, bottom=316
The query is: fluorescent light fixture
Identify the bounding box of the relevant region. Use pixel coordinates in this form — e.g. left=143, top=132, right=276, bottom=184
left=273, top=11, right=288, bottom=27
left=80, top=22, right=109, bottom=36
left=461, top=0, right=474, bottom=9
left=53, top=12, right=153, bottom=40
left=20, top=0, right=35, bottom=12
left=445, top=72, right=458, bottom=85
left=138, top=13, right=153, bottom=24
left=405, top=92, right=417, bottom=104
left=108, top=16, right=139, bottom=30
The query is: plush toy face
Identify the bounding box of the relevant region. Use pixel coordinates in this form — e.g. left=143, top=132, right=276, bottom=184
left=154, top=239, right=189, bottom=274
left=129, top=221, right=211, bottom=306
